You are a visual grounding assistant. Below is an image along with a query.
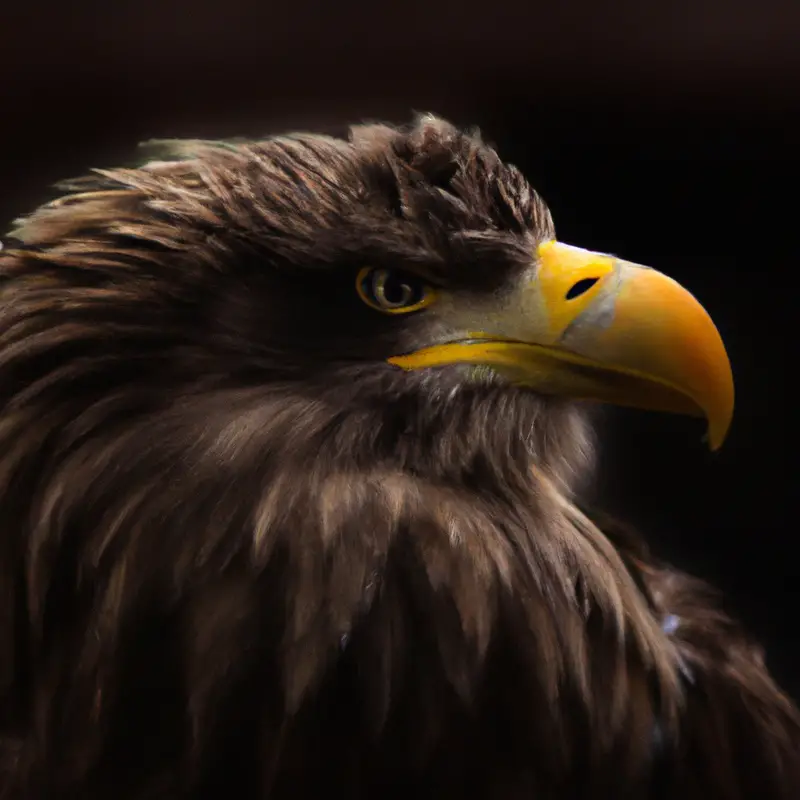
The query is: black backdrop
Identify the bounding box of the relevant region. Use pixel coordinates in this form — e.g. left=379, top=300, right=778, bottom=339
left=2, top=1, right=798, bottom=697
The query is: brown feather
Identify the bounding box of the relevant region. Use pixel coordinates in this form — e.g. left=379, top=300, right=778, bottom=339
left=0, top=114, right=796, bottom=799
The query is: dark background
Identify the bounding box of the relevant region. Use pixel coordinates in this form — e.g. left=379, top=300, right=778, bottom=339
left=2, top=2, right=797, bottom=695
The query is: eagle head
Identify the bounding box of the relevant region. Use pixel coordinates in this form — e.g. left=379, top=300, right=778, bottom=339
left=0, top=114, right=736, bottom=797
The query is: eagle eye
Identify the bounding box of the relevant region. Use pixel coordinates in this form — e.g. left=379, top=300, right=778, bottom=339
left=356, top=267, right=436, bottom=314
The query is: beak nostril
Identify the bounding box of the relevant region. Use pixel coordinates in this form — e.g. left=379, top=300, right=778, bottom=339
left=566, top=277, right=600, bottom=300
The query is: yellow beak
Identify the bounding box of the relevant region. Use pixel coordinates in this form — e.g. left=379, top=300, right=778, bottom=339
left=388, top=241, right=734, bottom=450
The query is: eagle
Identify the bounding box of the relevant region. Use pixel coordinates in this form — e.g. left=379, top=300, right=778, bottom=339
left=0, top=114, right=797, bottom=800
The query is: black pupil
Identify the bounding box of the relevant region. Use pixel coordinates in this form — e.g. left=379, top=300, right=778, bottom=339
left=381, top=273, right=415, bottom=306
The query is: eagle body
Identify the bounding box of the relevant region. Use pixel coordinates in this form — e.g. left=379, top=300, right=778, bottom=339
left=0, top=116, right=797, bottom=799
